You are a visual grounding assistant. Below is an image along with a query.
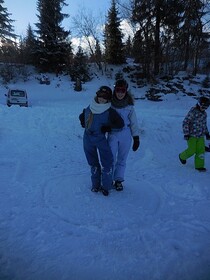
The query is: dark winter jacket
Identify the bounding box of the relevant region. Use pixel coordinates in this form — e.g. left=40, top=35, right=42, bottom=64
left=79, top=101, right=124, bottom=136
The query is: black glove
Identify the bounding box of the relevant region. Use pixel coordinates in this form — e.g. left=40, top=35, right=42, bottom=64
left=132, top=136, right=140, bottom=151
left=101, top=125, right=111, bottom=133
left=79, top=112, right=85, bottom=128
left=205, top=146, right=210, bottom=152
left=80, top=120, right=85, bottom=128
left=184, top=135, right=190, bottom=140
left=206, top=133, right=210, bottom=140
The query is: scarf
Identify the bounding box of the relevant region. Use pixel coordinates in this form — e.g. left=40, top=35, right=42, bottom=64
left=90, top=98, right=111, bottom=114
left=86, top=98, right=111, bottom=129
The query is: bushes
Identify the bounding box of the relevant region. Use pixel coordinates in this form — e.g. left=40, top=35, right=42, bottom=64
left=0, top=64, right=31, bottom=84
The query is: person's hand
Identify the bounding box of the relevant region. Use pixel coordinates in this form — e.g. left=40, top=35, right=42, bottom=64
left=132, top=136, right=140, bottom=151
left=205, top=146, right=210, bottom=152
left=184, top=135, right=190, bottom=140
left=101, top=126, right=111, bottom=133
left=80, top=120, right=85, bottom=128
left=79, top=112, right=85, bottom=128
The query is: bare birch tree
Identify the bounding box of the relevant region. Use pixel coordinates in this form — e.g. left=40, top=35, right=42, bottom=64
left=72, top=8, right=105, bottom=70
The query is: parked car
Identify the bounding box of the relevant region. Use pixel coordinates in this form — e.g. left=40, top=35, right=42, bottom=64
left=6, top=89, right=28, bottom=107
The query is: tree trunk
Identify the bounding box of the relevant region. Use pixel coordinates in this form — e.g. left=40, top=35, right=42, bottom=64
left=154, top=0, right=161, bottom=75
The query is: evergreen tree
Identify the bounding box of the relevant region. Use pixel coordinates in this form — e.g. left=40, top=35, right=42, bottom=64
left=131, top=0, right=156, bottom=77
left=160, top=0, right=185, bottom=74
left=0, top=0, right=15, bottom=40
left=132, top=29, right=144, bottom=64
left=35, top=0, right=72, bottom=72
left=89, top=39, right=103, bottom=70
left=95, top=39, right=102, bottom=61
left=0, top=40, right=18, bottom=63
left=131, top=0, right=209, bottom=76
left=104, top=0, right=125, bottom=64
left=0, top=0, right=17, bottom=62
left=69, top=46, right=90, bottom=82
left=19, top=24, right=38, bottom=65
left=178, top=0, right=208, bottom=74
left=124, top=35, right=133, bottom=58
left=94, top=39, right=103, bottom=70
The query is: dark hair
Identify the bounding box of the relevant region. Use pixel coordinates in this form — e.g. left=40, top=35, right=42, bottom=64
left=114, top=79, right=128, bottom=90
left=199, top=96, right=209, bottom=107
left=96, top=86, right=112, bottom=101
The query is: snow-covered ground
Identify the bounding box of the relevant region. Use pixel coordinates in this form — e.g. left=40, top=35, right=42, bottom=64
left=0, top=73, right=210, bottom=280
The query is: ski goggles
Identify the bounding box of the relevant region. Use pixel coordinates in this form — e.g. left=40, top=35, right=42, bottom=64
left=115, top=87, right=127, bottom=94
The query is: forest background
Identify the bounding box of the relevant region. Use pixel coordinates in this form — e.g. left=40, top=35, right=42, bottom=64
left=0, top=0, right=210, bottom=87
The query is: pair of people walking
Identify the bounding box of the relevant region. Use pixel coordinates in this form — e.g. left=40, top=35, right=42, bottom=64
left=79, top=79, right=140, bottom=196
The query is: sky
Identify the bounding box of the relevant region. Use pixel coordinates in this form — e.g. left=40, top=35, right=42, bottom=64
left=4, top=0, right=111, bottom=36
left=0, top=64, right=210, bottom=279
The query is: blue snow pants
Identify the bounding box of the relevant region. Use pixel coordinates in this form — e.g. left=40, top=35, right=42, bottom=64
left=83, top=132, right=113, bottom=191
left=108, top=127, right=132, bottom=182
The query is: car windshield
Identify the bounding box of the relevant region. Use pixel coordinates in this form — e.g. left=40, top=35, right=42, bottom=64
left=10, top=90, right=25, bottom=97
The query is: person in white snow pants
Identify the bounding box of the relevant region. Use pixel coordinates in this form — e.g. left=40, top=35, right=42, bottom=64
left=108, top=79, right=140, bottom=191
left=109, top=128, right=132, bottom=183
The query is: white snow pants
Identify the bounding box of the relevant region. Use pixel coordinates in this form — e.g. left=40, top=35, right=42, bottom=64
left=108, top=128, right=132, bottom=182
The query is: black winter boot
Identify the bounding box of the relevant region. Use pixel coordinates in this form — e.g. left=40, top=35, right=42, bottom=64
left=179, top=154, right=186, bottom=165
left=195, top=167, right=206, bottom=172
left=101, top=188, right=109, bottom=196
left=91, top=186, right=101, bottom=192
left=114, top=181, right=123, bottom=191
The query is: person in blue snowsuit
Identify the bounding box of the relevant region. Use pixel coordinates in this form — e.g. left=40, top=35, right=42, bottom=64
left=79, top=86, right=124, bottom=196
left=108, top=79, right=140, bottom=191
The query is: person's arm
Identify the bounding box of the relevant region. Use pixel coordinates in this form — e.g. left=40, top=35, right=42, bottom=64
left=129, top=107, right=140, bottom=151
left=109, top=108, right=124, bottom=129
left=79, top=109, right=85, bottom=128
left=129, top=107, right=139, bottom=137
left=182, top=108, right=194, bottom=138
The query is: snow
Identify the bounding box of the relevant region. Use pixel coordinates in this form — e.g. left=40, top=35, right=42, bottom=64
left=0, top=72, right=210, bottom=280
